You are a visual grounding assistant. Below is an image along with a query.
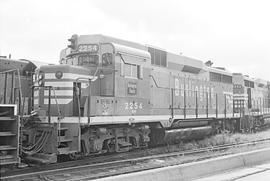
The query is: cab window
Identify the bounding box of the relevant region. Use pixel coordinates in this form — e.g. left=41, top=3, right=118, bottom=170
left=121, top=61, right=142, bottom=79
left=102, top=53, right=113, bottom=66
left=124, top=63, right=137, bottom=78
left=119, top=54, right=143, bottom=79
left=78, top=54, right=98, bottom=66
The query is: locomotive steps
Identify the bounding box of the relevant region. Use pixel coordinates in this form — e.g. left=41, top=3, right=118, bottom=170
left=96, top=147, right=270, bottom=181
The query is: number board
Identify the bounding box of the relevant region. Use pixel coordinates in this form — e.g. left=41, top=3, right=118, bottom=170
left=78, top=44, right=99, bottom=53
left=125, top=101, right=143, bottom=114
left=127, top=82, right=137, bottom=95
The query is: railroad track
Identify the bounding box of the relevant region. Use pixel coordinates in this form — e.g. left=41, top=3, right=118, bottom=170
left=3, top=138, right=270, bottom=181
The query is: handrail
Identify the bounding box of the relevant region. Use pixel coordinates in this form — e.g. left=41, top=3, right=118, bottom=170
left=51, top=87, right=62, bottom=118
left=75, top=77, right=93, bottom=153
left=16, top=69, right=23, bottom=116
left=51, top=86, right=63, bottom=147
left=76, top=78, right=92, bottom=125
left=149, top=74, right=170, bottom=90
left=149, top=74, right=227, bottom=120
left=0, top=69, right=18, bottom=74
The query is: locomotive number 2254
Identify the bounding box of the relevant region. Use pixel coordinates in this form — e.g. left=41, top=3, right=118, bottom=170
left=125, top=102, right=143, bottom=110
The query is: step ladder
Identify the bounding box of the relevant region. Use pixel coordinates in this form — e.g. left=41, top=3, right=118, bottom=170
left=0, top=104, right=20, bottom=166
left=57, top=126, right=75, bottom=155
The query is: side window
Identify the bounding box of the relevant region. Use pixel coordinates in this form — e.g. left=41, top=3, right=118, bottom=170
left=124, top=63, right=137, bottom=78
left=120, top=58, right=142, bottom=79
left=124, top=63, right=133, bottom=77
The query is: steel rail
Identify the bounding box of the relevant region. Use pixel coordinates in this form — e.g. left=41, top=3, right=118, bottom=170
left=3, top=137, right=270, bottom=180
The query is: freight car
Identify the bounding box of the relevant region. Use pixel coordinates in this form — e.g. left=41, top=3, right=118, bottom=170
left=19, top=34, right=270, bottom=163
left=0, top=57, right=38, bottom=166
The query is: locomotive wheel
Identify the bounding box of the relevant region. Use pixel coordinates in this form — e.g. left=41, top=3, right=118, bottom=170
left=104, top=139, right=116, bottom=153
left=68, top=153, right=81, bottom=160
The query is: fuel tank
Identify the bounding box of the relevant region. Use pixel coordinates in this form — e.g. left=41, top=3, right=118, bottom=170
left=171, top=120, right=209, bottom=128
left=149, top=125, right=213, bottom=145
left=164, top=126, right=212, bottom=144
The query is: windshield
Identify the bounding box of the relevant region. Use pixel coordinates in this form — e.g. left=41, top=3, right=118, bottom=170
left=78, top=54, right=99, bottom=66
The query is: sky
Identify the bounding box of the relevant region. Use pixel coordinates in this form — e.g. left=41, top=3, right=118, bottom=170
left=1, top=0, right=270, bottom=80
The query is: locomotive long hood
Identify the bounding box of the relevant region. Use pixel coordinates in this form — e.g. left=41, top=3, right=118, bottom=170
left=167, top=53, right=207, bottom=74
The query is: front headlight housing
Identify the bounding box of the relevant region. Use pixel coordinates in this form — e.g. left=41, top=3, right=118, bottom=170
left=38, top=79, right=44, bottom=86
left=38, top=74, right=44, bottom=80
left=38, top=71, right=44, bottom=86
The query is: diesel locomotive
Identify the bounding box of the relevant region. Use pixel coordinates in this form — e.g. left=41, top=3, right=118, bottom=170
left=1, top=34, right=270, bottom=164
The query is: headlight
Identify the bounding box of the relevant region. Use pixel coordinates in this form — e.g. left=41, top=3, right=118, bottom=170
left=38, top=74, right=43, bottom=80
left=38, top=79, right=44, bottom=86
left=38, top=71, right=44, bottom=86
left=38, top=71, right=44, bottom=80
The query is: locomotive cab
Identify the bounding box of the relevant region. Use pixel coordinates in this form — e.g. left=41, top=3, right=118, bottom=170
left=34, top=36, right=151, bottom=119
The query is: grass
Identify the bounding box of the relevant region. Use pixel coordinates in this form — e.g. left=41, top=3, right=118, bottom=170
left=146, top=129, right=270, bottom=155
left=180, top=130, right=270, bottom=151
